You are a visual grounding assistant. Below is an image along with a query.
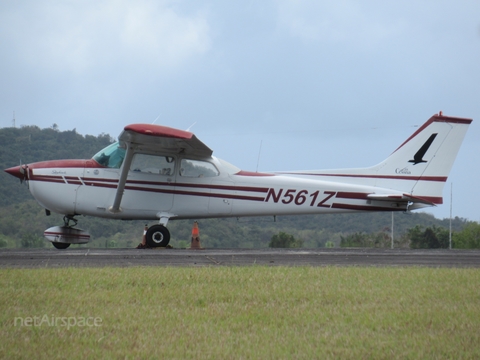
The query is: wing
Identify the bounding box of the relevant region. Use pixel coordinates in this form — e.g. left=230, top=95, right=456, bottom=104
left=119, top=124, right=212, bottom=157
left=109, top=124, right=212, bottom=214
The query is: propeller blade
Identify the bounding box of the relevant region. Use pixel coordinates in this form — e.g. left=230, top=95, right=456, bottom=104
left=19, top=161, right=25, bottom=184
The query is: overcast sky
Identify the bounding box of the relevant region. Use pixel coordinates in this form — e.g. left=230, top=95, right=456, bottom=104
left=1, top=0, right=479, bottom=221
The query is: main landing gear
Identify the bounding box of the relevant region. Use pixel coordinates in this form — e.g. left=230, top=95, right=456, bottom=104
left=145, top=225, right=171, bottom=248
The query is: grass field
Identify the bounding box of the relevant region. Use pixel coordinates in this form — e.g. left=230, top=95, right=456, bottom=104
left=1, top=266, right=479, bottom=359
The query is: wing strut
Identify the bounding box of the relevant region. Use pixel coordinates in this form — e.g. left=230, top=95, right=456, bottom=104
left=109, top=143, right=134, bottom=214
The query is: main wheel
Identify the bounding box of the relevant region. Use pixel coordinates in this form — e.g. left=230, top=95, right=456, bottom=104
left=146, top=225, right=170, bottom=248
left=52, top=242, right=70, bottom=249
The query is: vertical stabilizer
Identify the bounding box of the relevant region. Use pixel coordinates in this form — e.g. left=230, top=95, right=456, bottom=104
left=370, top=113, right=472, bottom=204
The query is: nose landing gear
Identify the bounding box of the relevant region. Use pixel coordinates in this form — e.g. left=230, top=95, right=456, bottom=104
left=44, top=215, right=90, bottom=250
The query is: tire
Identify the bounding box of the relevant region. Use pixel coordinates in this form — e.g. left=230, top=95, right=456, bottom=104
left=146, top=225, right=170, bottom=247
left=52, top=242, right=70, bottom=249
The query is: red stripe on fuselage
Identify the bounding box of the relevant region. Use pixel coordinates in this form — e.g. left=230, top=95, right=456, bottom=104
left=336, top=192, right=370, bottom=200
left=31, top=175, right=66, bottom=184
left=44, top=231, right=90, bottom=240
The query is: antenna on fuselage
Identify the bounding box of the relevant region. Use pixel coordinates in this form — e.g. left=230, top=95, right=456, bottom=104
left=256, top=140, right=263, bottom=172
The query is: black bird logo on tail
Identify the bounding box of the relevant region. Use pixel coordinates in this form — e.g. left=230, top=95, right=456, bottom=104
left=409, top=133, right=438, bottom=165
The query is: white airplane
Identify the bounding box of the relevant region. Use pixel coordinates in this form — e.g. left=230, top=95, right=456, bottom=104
left=4, top=112, right=472, bottom=249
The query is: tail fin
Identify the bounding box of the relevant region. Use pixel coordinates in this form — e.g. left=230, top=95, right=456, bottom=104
left=292, top=113, right=472, bottom=207
left=370, top=113, right=472, bottom=204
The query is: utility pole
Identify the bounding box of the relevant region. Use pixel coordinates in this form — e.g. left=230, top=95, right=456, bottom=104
left=391, top=212, right=394, bottom=249
left=12, top=111, right=15, bottom=128
left=449, top=183, right=453, bottom=250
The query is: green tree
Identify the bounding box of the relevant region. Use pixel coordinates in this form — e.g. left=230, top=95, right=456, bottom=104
left=453, top=222, right=480, bottom=249
left=408, top=225, right=449, bottom=249
left=0, top=235, right=8, bottom=248
left=269, top=232, right=303, bottom=248
left=20, top=233, right=45, bottom=248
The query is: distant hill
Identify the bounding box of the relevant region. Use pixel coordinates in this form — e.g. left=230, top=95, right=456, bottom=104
left=0, top=125, right=472, bottom=249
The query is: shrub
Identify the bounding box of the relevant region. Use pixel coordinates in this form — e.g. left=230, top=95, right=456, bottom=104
left=453, top=223, right=480, bottom=249
left=269, top=232, right=303, bottom=248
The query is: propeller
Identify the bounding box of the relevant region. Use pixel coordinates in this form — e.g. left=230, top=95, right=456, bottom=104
left=19, top=162, right=30, bottom=188
left=18, top=161, right=25, bottom=183
left=4, top=162, right=29, bottom=188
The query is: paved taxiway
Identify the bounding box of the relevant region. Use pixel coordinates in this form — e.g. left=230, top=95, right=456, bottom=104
left=0, top=248, right=479, bottom=268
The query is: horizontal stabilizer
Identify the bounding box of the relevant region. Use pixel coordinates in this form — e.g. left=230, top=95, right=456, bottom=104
left=367, top=193, right=436, bottom=206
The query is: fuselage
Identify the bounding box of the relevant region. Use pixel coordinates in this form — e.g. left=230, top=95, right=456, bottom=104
left=6, top=152, right=420, bottom=222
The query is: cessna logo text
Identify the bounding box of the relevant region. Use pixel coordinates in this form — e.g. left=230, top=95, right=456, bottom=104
left=395, top=167, right=411, bottom=175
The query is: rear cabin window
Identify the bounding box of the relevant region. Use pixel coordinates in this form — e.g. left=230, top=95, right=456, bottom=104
left=180, top=159, right=219, bottom=177
left=131, top=154, right=175, bottom=176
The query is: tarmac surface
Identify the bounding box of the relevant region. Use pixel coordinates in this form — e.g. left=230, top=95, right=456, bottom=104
left=1, top=247, right=480, bottom=268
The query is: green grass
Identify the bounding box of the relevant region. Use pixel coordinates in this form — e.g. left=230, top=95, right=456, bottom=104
left=1, top=267, right=480, bottom=359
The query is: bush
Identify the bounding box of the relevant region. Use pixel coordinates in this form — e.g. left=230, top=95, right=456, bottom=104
left=20, top=233, right=45, bottom=248
left=453, top=223, right=480, bottom=249
left=269, top=232, right=303, bottom=248
left=340, top=231, right=392, bottom=248
left=408, top=225, right=449, bottom=249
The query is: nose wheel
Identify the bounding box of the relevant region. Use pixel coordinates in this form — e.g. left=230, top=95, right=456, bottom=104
left=145, top=225, right=171, bottom=248
left=52, top=242, right=70, bottom=249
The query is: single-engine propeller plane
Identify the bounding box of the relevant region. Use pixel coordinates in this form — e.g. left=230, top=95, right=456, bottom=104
left=5, top=112, right=472, bottom=249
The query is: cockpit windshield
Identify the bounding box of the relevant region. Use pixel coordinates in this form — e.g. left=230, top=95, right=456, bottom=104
left=92, top=142, right=126, bottom=168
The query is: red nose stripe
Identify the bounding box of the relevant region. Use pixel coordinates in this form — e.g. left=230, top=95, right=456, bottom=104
left=4, top=166, right=24, bottom=180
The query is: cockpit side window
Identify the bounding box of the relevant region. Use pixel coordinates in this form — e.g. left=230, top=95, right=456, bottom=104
left=92, top=142, right=126, bottom=168
left=130, top=154, right=175, bottom=175
left=179, top=159, right=219, bottom=177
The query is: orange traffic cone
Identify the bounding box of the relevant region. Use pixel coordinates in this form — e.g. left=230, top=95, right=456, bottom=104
left=189, top=221, right=203, bottom=249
